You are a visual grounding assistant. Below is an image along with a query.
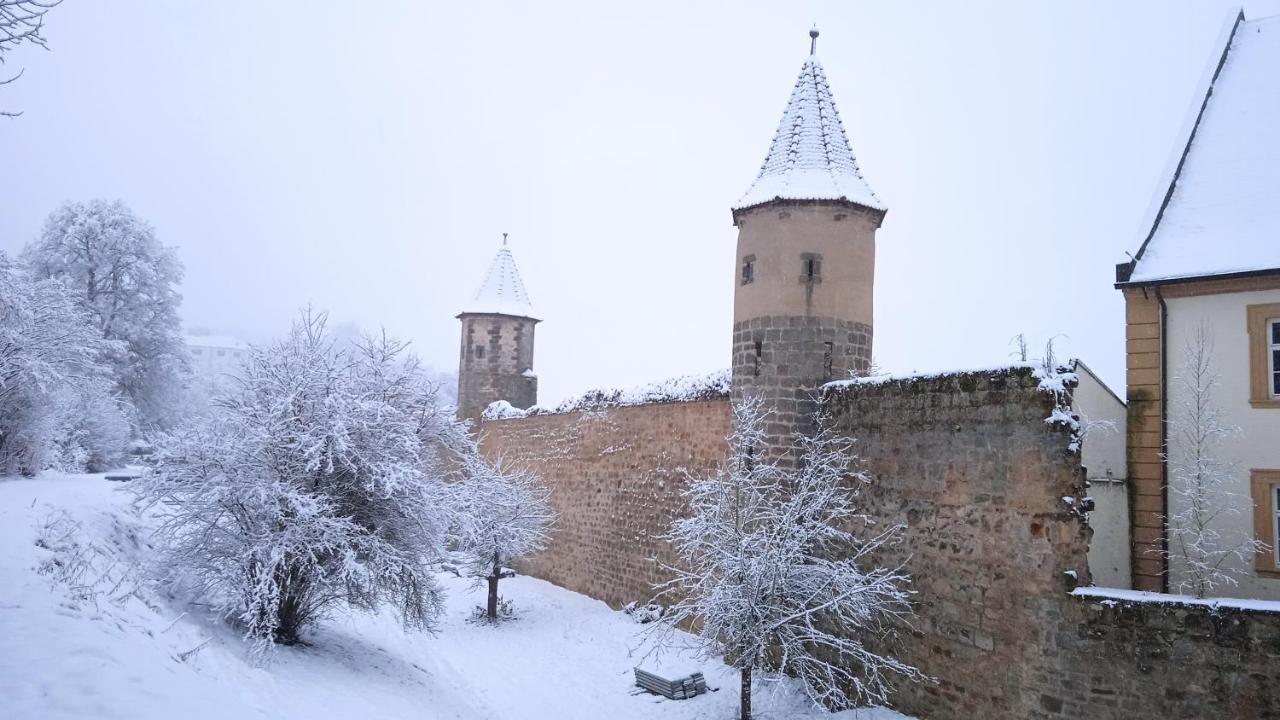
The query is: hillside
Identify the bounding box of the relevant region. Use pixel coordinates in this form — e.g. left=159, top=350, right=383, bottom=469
left=0, top=472, right=910, bottom=720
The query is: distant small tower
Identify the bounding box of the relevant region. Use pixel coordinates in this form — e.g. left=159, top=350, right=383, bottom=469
left=730, top=28, right=886, bottom=453
left=456, top=234, right=539, bottom=424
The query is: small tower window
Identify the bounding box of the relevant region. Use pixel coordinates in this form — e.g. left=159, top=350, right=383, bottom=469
left=474, top=345, right=485, bottom=360
left=741, top=255, right=756, bottom=285
left=753, top=339, right=763, bottom=377
left=801, top=253, right=823, bottom=283
left=823, top=341, right=834, bottom=381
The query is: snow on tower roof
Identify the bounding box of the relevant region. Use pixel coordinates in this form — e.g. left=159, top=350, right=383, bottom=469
left=461, top=237, right=538, bottom=319
left=1121, top=10, right=1280, bottom=285
left=734, top=28, right=885, bottom=215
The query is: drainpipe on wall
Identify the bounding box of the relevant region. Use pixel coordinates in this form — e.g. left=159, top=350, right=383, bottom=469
left=1157, top=287, right=1170, bottom=593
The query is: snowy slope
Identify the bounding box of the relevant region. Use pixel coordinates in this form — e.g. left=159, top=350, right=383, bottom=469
left=0, top=473, right=913, bottom=720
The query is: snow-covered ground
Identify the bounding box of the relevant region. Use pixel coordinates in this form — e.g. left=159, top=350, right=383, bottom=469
left=0, top=473, right=912, bottom=720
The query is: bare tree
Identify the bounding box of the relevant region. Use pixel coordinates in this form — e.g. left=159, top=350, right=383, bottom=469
left=1, top=0, right=61, bottom=117
left=653, top=397, right=923, bottom=720
left=1164, top=321, right=1267, bottom=598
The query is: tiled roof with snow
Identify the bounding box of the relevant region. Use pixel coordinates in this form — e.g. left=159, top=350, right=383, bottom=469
left=461, top=244, right=537, bottom=319
left=734, top=50, right=884, bottom=214
left=1126, top=12, right=1280, bottom=284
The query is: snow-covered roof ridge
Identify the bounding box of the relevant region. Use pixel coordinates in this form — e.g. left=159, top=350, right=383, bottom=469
left=734, top=36, right=884, bottom=215
left=1120, top=9, right=1280, bottom=285
left=462, top=240, right=538, bottom=319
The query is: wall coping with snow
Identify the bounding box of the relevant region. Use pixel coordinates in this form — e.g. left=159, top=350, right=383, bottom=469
left=482, top=370, right=730, bottom=421
left=1071, top=586, right=1280, bottom=614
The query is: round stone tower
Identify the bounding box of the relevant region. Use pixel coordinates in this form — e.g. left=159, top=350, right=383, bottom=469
left=456, top=235, right=539, bottom=424
left=730, top=28, right=886, bottom=453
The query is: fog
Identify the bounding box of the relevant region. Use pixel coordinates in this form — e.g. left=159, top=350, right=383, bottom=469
left=3, top=0, right=1274, bottom=403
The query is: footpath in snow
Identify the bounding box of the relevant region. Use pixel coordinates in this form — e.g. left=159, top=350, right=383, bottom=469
left=0, top=472, right=912, bottom=720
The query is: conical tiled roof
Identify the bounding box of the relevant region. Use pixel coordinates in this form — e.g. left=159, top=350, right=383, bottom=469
left=461, top=241, right=537, bottom=319
left=734, top=38, right=884, bottom=213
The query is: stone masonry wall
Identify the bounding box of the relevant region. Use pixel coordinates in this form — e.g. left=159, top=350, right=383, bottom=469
left=480, top=367, right=1280, bottom=719
left=478, top=398, right=730, bottom=607
left=826, top=367, right=1279, bottom=719
left=731, top=315, right=871, bottom=460
left=823, top=367, right=1094, bottom=718
left=457, top=313, right=537, bottom=423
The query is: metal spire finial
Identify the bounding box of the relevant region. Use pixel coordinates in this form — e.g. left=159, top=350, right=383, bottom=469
left=502, top=232, right=508, bottom=246
left=809, top=25, right=819, bottom=56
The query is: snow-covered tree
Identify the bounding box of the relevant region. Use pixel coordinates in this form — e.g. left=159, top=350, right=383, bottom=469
left=0, top=253, right=128, bottom=474
left=23, top=199, right=190, bottom=431
left=453, top=455, right=554, bottom=619
left=1164, top=321, right=1267, bottom=598
left=136, top=311, right=469, bottom=654
left=654, top=397, right=923, bottom=719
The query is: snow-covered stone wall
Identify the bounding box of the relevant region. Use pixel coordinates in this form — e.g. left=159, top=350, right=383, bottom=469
left=824, top=366, right=1280, bottom=719
left=480, top=365, right=1280, bottom=718
left=477, top=398, right=731, bottom=607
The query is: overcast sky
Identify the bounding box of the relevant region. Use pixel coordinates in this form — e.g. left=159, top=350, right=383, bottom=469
left=3, top=1, right=1276, bottom=404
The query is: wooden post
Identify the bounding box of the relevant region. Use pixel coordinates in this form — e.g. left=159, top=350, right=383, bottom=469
left=740, top=666, right=752, bottom=720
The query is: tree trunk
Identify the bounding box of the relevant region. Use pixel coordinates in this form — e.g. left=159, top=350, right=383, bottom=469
left=487, top=551, right=500, bottom=619
left=740, top=666, right=752, bottom=720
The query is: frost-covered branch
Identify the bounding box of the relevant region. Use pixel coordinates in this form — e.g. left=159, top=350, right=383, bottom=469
left=452, top=455, right=554, bottom=620
left=1163, top=321, right=1267, bottom=598
left=651, top=397, right=924, bottom=719
left=135, top=311, right=473, bottom=656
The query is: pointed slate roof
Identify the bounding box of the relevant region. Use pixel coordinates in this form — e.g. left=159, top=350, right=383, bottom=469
left=1119, top=10, right=1280, bottom=285
left=461, top=239, right=538, bottom=319
left=734, top=30, right=884, bottom=214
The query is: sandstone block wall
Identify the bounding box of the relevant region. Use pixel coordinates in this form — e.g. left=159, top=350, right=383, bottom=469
left=731, top=315, right=872, bottom=450
left=478, top=398, right=730, bottom=607
left=479, top=367, right=1280, bottom=719
left=1047, top=594, right=1280, bottom=718
left=457, top=313, right=538, bottom=422
left=823, top=367, right=1094, bottom=718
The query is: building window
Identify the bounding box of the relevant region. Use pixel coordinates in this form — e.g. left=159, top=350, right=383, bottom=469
left=823, top=341, right=834, bottom=381
left=192, top=348, right=202, bottom=355
left=741, top=255, right=755, bottom=285
left=1252, top=469, right=1280, bottom=576
left=800, top=253, right=822, bottom=283
left=753, top=339, right=762, bottom=377
left=474, top=345, right=485, bottom=360
left=1271, top=319, right=1279, bottom=397
left=216, top=349, right=226, bottom=356
left=1246, top=303, right=1280, bottom=407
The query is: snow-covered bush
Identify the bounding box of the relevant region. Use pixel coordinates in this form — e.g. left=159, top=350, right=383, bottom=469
left=453, top=455, right=553, bottom=620
left=136, top=312, right=469, bottom=654
left=653, top=397, right=924, bottom=720
left=0, top=254, right=128, bottom=475
left=1164, top=321, right=1266, bottom=598
left=23, top=199, right=191, bottom=431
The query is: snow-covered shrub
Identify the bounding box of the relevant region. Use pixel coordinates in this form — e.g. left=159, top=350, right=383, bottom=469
left=622, top=600, right=665, bottom=624
left=452, top=455, right=553, bottom=619
left=653, top=397, right=924, bottom=720
left=0, top=254, right=128, bottom=475
left=23, top=199, right=191, bottom=431
left=1163, top=321, right=1266, bottom=598
left=136, top=312, right=469, bottom=654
